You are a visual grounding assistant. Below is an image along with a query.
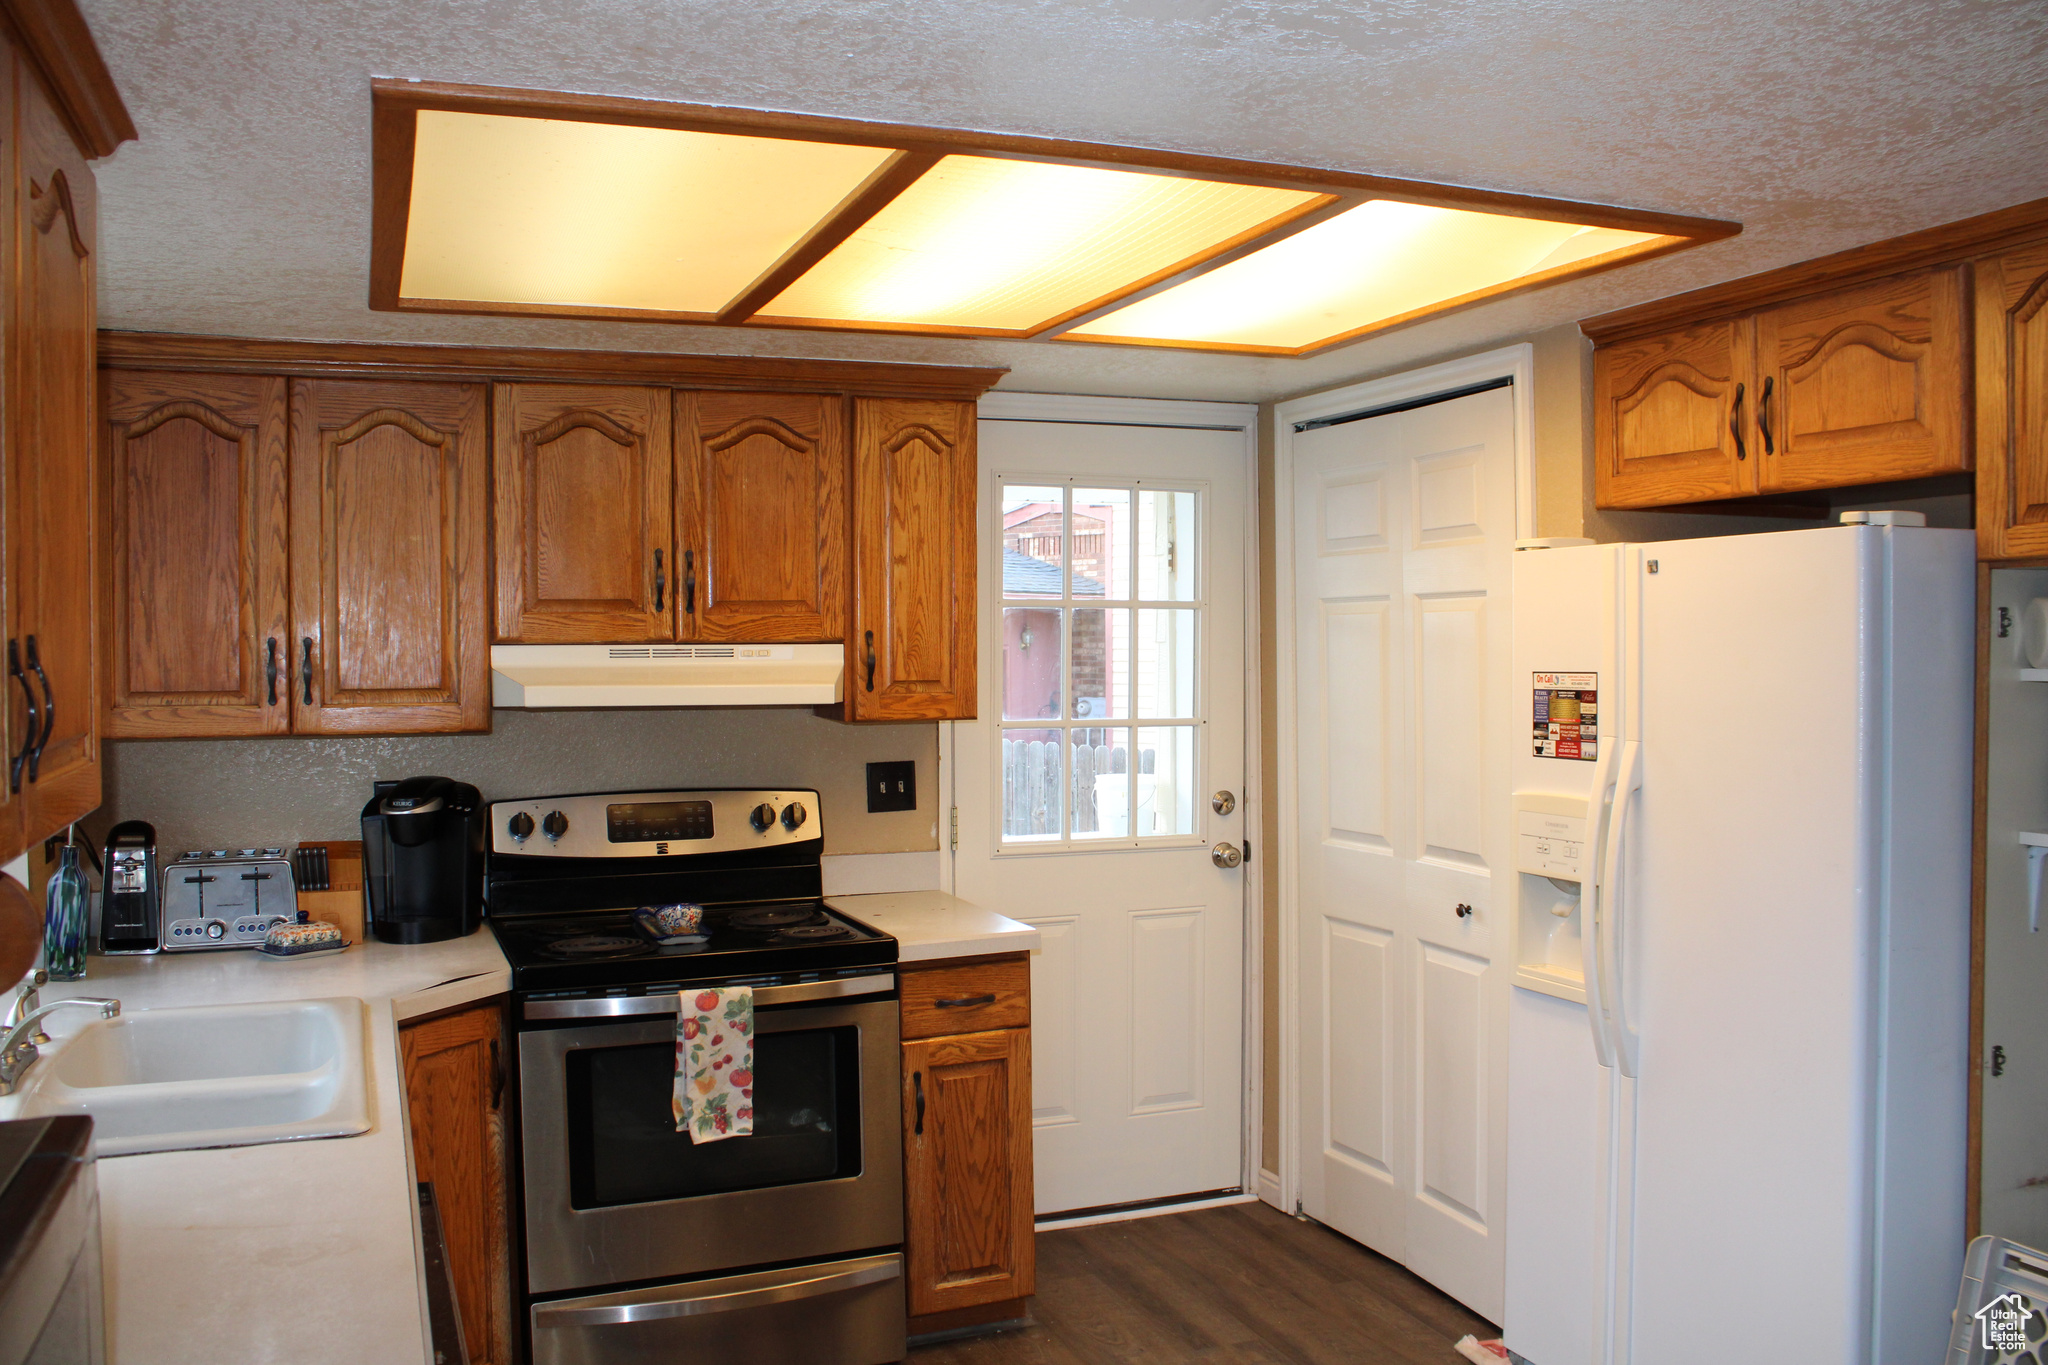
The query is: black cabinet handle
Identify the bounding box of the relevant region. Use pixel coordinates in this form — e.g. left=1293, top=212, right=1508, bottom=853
left=6, top=640, right=36, bottom=794
left=1758, top=376, right=1775, bottom=456
left=684, top=550, right=696, bottom=616
left=265, top=637, right=279, bottom=705
left=936, top=994, right=996, bottom=1009
left=300, top=637, right=314, bottom=706
left=864, top=630, right=876, bottom=692
left=1729, top=382, right=1747, bottom=461
left=913, top=1070, right=925, bottom=1136
left=489, top=1038, right=505, bottom=1112
left=24, top=637, right=51, bottom=780
left=653, top=549, right=665, bottom=613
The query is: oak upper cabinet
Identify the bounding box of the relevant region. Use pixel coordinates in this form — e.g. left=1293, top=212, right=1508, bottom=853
left=1753, top=266, right=1970, bottom=493
left=1593, top=316, right=1757, bottom=508
left=494, top=384, right=673, bottom=642
left=675, top=391, right=846, bottom=642
left=844, top=399, right=977, bottom=721
left=104, top=372, right=290, bottom=736
left=1973, top=240, right=2048, bottom=560
left=401, top=1001, right=513, bottom=1365
left=290, top=380, right=490, bottom=733
left=900, top=954, right=1034, bottom=1325
left=11, top=57, right=104, bottom=845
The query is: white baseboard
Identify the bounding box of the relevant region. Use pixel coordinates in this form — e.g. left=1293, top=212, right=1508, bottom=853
left=1257, top=1168, right=1284, bottom=1210
left=820, top=850, right=943, bottom=896
left=1034, top=1192, right=1257, bottom=1232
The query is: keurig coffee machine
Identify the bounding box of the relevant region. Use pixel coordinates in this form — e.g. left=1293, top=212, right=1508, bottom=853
left=361, top=777, right=485, bottom=943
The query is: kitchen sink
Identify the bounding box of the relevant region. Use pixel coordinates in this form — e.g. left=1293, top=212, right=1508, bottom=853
left=17, top=997, right=371, bottom=1156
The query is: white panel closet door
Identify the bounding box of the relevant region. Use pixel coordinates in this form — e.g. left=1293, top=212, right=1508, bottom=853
left=954, top=412, right=1250, bottom=1216
left=1291, top=387, right=1515, bottom=1320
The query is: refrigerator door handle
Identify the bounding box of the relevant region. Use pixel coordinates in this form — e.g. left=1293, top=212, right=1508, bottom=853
left=1602, top=740, right=1644, bottom=1077
left=1583, top=742, right=1621, bottom=1070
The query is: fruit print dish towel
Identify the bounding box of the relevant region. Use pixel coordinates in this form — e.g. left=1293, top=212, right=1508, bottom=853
left=674, top=985, right=754, bottom=1142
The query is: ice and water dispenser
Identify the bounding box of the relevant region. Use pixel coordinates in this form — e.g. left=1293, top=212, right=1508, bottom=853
left=1512, top=792, right=1589, bottom=1000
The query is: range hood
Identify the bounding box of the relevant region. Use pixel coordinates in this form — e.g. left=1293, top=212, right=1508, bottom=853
left=490, top=644, right=844, bottom=709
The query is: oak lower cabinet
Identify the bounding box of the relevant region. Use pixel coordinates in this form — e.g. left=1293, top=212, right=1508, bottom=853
left=844, top=399, right=978, bottom=721
left=102, top=371, right=491, bottom=736
left=1973, top=238, right=2048, bottom=559
left=900, top=953, right=1034, bottom=1331
left=401, top=999, right=513, bottom=1365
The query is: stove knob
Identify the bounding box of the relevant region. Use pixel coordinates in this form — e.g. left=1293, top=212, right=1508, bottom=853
left=749, top=803, right=777, bottom=833
left=541, top=810, right=569, bottom=841
left=781, top=802, right=808, bottom=831
left=508, top=811, right=535, bottom=842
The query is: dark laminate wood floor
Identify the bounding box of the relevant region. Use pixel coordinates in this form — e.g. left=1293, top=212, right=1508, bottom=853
left=909, top=1201, right=1497, bottom=1364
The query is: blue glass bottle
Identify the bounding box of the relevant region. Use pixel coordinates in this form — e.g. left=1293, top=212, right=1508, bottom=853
left=43, top=840, right=88, bottom=980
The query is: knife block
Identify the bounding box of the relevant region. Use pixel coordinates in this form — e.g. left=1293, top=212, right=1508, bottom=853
left=294, top=841, right=366, bottom=944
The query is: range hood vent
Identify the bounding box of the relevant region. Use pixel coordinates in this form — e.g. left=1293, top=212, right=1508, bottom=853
left=490, top=644, right=843, bottom=709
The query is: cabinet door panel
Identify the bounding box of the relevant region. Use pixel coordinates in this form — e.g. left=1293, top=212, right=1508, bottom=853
left=1755, top=266, right=1969, bottom=492
left=291, top=379, right=489, bottom=733
left=847, top=399, right=976, bottom=720
left=677, top=391, right=846, bottom=642
left=1593, top=317, right=1756, bottom=508
left=402, top=1002, right=512, bottom=1365
left=1974, top=240, right=2048, bottom=560
left=494, top=384, right=673, bottom=642
left=14, top=60, right=99, bottom=840
left=902, top=1028, right=1035, bottom=1316
left=104, top=372, right=288, bottom=736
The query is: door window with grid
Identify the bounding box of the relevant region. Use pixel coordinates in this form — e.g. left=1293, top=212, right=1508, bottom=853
left=997, top=479, right=1203, bottom=846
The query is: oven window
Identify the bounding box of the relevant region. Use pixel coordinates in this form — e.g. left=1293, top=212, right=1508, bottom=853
left=565, top=1025, right=863, bottom=1208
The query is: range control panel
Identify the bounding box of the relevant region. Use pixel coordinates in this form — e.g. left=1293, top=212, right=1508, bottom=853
left=490, top=789, right=822, bottom=859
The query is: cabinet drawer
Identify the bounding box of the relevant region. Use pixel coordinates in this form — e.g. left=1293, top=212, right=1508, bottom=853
left=900, top=955, right=1029, bottom=1040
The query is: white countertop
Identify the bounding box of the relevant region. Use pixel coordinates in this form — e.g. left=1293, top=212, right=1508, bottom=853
left=15, top=934, right=510, bottom=1365
left=826, top=891, right=1038, bottom=961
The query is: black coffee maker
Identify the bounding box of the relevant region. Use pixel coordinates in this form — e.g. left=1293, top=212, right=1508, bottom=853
left=360, top=777, right=485, bottom=943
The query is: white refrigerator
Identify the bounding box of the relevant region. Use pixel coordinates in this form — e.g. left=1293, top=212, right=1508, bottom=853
left=1502, top=523, right=1973, bottom=1365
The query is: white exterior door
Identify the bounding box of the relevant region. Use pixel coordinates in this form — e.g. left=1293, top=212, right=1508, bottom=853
left=1285, top=384, right=1516, bottom=1320
left=954, top=399, right=1252, bottom=1217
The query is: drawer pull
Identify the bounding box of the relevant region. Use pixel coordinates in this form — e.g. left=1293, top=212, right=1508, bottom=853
left=935, top=993, right=996, bottom=1009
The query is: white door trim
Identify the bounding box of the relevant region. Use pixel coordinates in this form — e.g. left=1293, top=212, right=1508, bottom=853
left=1271, top=343, right=1535, bottom=1214
left=965, top=388, right=1263, bottom=1203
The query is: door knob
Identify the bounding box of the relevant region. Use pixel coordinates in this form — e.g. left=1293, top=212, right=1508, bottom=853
left=1455, top=903, right=1473, bottom=919
left=1211, top=842, right=1242, bottom=869
left=1211, top=791, right=1236, bottom=816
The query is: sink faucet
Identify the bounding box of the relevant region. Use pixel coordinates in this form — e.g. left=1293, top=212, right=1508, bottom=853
left=0, top=997, right=119, bottom=1097
left=6, top=969, right=51, bottom=1043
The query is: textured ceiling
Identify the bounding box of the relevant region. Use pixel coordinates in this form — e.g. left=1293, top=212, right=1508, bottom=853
left=78, top=0, right=2048, bottom=403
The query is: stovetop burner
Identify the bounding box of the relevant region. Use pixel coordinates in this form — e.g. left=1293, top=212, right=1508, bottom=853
left=729, top=905, right=826, bottom=930
left=544, top=933, right=652, bottom=959
left=778, top=923, right=855, bottom=942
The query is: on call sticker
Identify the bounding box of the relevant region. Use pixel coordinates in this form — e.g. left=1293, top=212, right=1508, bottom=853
left=1533, top=672, right=1597, bottom=761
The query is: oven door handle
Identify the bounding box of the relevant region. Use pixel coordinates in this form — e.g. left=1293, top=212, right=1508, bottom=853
left=522, top=972, right=897, bottom=1020
left=532, top=1257, right=902, bottom=1328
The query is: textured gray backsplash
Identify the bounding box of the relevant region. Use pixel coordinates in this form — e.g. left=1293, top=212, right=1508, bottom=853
left=95, top=708, right=939, bottom=858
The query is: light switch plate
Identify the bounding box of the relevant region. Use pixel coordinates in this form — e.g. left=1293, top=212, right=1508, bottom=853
left=866, top=761, right=916, bottom=813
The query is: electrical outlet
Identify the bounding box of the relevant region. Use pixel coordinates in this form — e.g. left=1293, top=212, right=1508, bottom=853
left=866, top=761, right=917, bottom=813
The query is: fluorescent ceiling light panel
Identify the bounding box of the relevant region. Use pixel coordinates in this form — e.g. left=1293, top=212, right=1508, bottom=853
left=399, top=111, right=895, bottom=313
left=1066, top=201, right=1662, bottom=350
left=758, top=156, right=1323, bottom=332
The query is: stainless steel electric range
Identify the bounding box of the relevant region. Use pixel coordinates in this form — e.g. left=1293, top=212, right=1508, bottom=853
left=487, top=788, right=905, bottom=1365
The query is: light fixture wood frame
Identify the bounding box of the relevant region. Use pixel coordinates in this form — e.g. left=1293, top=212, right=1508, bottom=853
left=370, top=80, right=1741, bottom=357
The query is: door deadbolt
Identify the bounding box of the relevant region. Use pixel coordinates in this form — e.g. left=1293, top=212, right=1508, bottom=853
left=1211, top=790, right=1236, bottom=816
left=1212, top=842, right=1243, bottom=869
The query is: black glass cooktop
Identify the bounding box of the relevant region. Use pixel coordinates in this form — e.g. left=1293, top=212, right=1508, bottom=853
left=491, top=900, right=893, bottom=992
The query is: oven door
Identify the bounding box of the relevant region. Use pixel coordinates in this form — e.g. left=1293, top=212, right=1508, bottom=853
left=519, top=978, right=902, bottom=1294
